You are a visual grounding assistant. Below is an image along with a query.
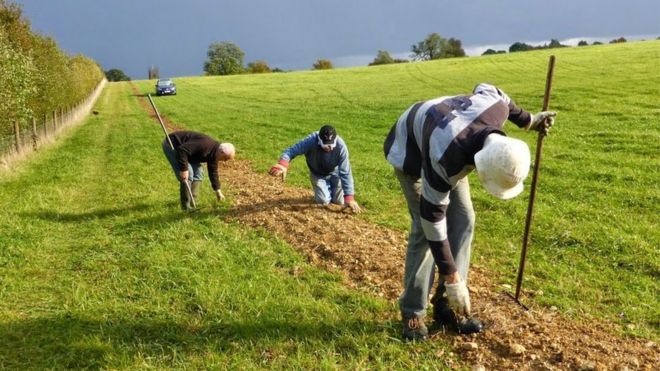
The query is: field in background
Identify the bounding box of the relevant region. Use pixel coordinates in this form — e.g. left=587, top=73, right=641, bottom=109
left=136, top=40, right=659, bottom=338
left=0, top=40, right=657, bottom=368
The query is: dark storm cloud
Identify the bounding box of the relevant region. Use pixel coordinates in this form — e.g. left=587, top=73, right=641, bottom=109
left=11, top=0, right=660, bottom=79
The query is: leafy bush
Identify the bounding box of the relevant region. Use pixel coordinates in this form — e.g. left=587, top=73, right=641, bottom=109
left=246, top=60, right=271, bottom=74
left=312, top=59, right=333, bottom=70
left=105, top=68, right=131, bottom=81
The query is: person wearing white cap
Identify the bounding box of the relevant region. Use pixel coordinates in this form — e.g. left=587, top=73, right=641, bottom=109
left=269, top=125, right=362, bottom=213
left=383, top=83, right=555, bottom=341
left=162, top=130, right=235, bottom=211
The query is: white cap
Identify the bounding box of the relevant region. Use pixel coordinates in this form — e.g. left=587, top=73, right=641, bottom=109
left=474, top=134, right=530, bottom=200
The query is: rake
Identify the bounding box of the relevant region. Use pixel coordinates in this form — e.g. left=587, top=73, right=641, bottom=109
left=147, top=93, right=196, bottom=209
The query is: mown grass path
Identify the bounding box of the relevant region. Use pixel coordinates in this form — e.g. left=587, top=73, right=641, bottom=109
left=1, top=83, right=467, bottom=369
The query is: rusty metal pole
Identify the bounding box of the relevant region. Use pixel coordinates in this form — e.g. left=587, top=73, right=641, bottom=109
left=147, top=93, right=196, bottom=209
left=512, top=55, right=556, bottom=305
left=14, top=121, right=21, bottom=153
left=32, top=117, right=38, bottom=150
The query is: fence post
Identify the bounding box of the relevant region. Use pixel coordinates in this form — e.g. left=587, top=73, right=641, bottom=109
left=14, top=121, right=21, bottom=153
left=32, top=117, right=38, bottom=150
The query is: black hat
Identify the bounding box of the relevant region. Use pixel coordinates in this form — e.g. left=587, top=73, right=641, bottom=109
left=318, top=125, right=337, bottom=144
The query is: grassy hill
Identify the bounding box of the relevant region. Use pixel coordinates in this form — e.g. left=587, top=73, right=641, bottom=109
left=1, top=40, right=658, bottom=368
left=136, top=40, right=659, bottom=335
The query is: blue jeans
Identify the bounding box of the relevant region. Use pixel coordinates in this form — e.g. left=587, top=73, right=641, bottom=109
left=309, top=172, right=344, bottom=205
left=162, top=139, right=204, bottom=184
left=396, top=169, right=475, bottom=319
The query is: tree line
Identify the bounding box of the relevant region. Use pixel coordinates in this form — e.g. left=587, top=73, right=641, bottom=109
left=202, top=32, right=646, bottom=76
left=483, top=37, right=631, bottom=55
left=203, top=32, right=467, bottom=76
left=0, top=0, right=104, bottom=136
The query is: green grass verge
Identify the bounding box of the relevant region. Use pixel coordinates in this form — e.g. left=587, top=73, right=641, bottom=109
left=0, top=84, right=458, bottom=369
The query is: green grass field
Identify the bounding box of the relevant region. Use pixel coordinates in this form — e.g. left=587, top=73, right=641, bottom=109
left=137, top=41, right=659, bottom=334
left=1, top=40, right=658, bottom=368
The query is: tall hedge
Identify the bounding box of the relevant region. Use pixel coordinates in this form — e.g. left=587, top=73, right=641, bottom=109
left=0, top=0, right=103, bottom=136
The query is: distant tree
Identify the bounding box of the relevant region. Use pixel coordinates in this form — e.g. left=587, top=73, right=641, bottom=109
left=312, top=59, right=333, bottom=70
left=609, top=37, right=627, bottom=44
left=509, top=42, right=534, bottom=53
left=246, top=60, right=271, bottom=73
left=482, top=49, right=506, bottom=55
left=441, top=37, right=466, bottom=58
left=411, top=33, right=444, bottom=60
left=548, top=39, right=567, bottom=48
left=204, top=42, right=245, bottom=75
left=272, top=67, right=286, bottom=73
left=577, top=40, right=589, bottom=46
left=105, top=68, right=130, bottom=81
left=393, top=58, right=409, bottom=63
left=148, top=65, right=159, bottom=79
left=369, top=50, right=395, bottom=66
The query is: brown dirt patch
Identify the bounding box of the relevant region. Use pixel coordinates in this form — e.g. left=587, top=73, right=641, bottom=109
left=133, top=87, right=659, bottom=370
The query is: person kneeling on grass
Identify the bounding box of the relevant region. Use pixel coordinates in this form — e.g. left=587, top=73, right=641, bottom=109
left=384, top=83, right=556, bottom=341
left=268, top=124, right=362, bottom=214
left=162, top=130, right=235, bottom=211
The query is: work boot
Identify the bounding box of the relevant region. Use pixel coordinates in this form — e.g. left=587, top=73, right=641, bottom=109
left=431, top=295, right=484, bottom=335
left=402, top=315, right=428, bottom=341
left=180, top=182, right=193, bottom=211
left=190, top=180, right=202, bottom=204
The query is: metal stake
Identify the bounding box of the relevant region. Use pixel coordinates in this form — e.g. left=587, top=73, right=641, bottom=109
left=147, top=94, right=196, bottom=209
left=508, top=55, right=556, bottom=308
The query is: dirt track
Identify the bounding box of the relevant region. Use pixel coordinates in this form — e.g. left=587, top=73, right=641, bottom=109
left=133, top=84, right=658, bottom=370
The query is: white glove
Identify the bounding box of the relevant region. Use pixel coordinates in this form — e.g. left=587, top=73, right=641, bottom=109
left=444, top=280, right=471, bottom=317
left=215, top=189, right=225, bottom=201
left=345, top=200, right=362, bottom=214
left=528, top=111, right=557, bottom=133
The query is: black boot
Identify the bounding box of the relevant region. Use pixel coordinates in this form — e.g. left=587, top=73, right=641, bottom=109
left=190, top=180, right=202, bottom=205
left=180, top=182, right=193, bottom=211
left=431, top=291, right=484, bottom=334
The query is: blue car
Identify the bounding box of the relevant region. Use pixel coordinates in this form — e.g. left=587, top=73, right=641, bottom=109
left=155, top=79, right=177, bottom=96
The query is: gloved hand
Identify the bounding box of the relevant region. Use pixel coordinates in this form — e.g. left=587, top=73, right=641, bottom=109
left=268, top=160, right=289, bottom=181
left=215, top=189, right=225, bottom=201
left=345, top=200, right=362, bottom=213
left=528, top=111, right=557, bottom=134
left=444, top=280, right=471, bottom=317
left=342, top=196, right=362, bottom=214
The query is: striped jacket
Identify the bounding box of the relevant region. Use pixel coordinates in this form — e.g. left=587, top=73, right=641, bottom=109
left=383, top=83, right=531, bottom=275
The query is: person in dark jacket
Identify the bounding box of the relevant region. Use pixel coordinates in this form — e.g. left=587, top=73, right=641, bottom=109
left=268, top=125, right=361, bottom=213
left=162, top=131, right=235, bottom=210
left=384, top=83, right=555, bottom=341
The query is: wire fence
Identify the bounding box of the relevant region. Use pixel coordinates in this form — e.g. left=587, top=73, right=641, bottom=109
left=0, top=78, right=107, bottom=167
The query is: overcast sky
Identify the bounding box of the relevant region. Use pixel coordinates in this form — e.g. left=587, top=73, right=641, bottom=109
left=12, top=0, right=660, bottom=79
